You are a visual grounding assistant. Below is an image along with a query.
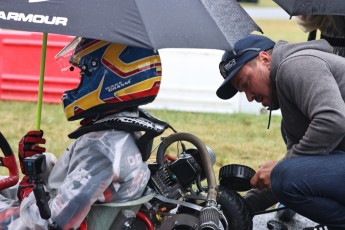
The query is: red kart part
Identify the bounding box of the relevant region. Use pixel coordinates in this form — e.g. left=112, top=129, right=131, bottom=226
left=136, top=211, right=154, bottom=230
left=0, top=132, right=19, bottom=190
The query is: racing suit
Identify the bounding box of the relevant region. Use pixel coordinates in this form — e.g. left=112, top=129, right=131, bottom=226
left=0, top=110, right=150, bottom=229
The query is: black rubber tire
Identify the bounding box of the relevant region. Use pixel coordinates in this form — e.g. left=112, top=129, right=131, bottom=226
left=217, top=185, right=253, bottom=230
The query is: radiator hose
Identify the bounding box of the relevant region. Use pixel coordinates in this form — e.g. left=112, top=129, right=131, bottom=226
left=156, top=132, right=220, bottom=230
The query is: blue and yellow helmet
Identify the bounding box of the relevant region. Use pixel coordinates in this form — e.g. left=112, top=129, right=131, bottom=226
left=56, top=38, right=162, bottom=121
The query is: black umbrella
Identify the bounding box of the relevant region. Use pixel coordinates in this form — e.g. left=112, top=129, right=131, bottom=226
left=0, top=0, right=262, bottom=130
left=273, top=0, right=345, bottom=16
left=0, top=0, right=261, bottom=50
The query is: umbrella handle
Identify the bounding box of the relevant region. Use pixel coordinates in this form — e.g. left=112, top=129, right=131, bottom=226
left=36, top=33, right=48, bottom=131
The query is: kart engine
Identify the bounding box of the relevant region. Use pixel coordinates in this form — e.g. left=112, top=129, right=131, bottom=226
left=150, top=147, right=215, bottom=199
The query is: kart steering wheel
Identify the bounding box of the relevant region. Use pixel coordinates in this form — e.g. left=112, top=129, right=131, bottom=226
left=0, top=132, right=19, bottom=190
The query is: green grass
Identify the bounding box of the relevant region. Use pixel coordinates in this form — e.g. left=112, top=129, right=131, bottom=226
left=240, top=0, right=310, bottom=43
left=0, top=101, right=286, bottom=178
left=240, top=0, right=280, bottom=8
left=253, top=19, right=308, bottom=43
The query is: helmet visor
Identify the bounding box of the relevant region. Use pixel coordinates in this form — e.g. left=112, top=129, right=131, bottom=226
left=55, top=37, right=82, bottom=72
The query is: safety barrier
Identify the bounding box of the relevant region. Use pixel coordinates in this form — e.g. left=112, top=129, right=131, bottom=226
left=0, top=30, right=266, bottom=114
left=0, top=31, right=78, bottom=103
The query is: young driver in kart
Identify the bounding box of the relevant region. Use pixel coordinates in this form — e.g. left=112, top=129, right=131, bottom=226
left=0, top=37, right=162, bottom=229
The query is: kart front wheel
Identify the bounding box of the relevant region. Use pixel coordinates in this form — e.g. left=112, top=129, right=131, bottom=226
left=217, top=185, right=253, bottom=230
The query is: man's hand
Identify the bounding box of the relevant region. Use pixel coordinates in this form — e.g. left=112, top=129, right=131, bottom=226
left=250, top=160, right=278, bottom=190
left=18, top=130, right=46, bottom=174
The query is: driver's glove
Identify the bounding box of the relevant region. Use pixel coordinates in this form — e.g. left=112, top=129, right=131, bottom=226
left=18, top=130, right=46, bottom=174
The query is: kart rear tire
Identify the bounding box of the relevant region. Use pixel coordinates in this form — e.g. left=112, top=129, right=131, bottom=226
left=217, top=185, right=253, bottom=230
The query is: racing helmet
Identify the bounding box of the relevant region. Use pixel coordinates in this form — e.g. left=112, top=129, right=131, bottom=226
left=56, top=38, right=162, bottom=121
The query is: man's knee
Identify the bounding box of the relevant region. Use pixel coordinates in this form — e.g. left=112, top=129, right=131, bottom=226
left=270, top=160, right=296, bottom=200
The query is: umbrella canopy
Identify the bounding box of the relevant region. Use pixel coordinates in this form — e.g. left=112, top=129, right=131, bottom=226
left=0, top=0, right=261, bottom=51
left=0, top=0, right=262, bottom=131
left=273, top=0, right=345, bottom=16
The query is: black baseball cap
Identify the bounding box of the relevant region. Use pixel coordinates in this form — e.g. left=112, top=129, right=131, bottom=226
left=217, top=34, right=275, bottom=100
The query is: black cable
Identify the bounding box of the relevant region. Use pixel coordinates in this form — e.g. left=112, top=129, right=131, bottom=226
left=253, top=206, right=286, bottom=216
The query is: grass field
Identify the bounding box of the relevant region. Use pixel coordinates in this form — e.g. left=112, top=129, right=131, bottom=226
left=240, top=0, right=310, bottom=43
left=0, top=101, right=286, bottom=178
left=240, top=0, right=280, bottom=8
left=254, top=19, right=307, bottom=43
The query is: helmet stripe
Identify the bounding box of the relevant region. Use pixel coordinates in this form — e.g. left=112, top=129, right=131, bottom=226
left=102, top=44, right=161, bottom=78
